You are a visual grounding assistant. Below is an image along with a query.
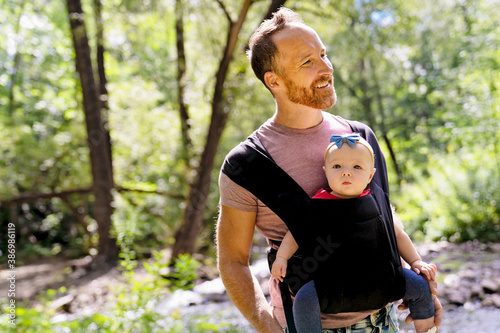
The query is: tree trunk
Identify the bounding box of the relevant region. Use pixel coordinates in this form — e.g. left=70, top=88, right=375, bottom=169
left=66, top=0, right=116, bottom=262
left=358, top=58, right=402, bottom=184
left=93, top=0, right=113, bottom=180
left=370, top=59, right=402, bottom=184
left=172, top=0, right=289, bottom=257
left=262, top=0, right=289, bottom=21
left=374, top=94, right=402, bottom=184
left=175, top=0, right=192, bottom=165
left=171, top=0, right=254, bottom=258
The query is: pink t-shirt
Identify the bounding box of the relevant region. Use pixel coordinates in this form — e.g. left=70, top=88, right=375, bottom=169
left=219, top=112, right=378, bottom=328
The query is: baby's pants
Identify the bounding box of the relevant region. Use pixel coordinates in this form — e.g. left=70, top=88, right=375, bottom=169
left=293, top=268, right=434, bottom=332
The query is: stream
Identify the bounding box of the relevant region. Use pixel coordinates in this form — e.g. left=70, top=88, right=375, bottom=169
left=38, top=241, right=500, bottom=332
left=173, top=299, right=500, bottom=332
left=158, top=241, right=500, bottom=332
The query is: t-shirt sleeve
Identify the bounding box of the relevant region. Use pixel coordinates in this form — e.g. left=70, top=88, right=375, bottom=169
left=218, top=171, right=258, bottom=212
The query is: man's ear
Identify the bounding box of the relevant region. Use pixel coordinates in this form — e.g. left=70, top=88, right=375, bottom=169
left=264, top=71, right=279, bottom=91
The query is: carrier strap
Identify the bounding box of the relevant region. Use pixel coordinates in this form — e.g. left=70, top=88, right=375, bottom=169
left=222, top=133, right=315, bottom=247
left=221, top=120, right=405, bottom=325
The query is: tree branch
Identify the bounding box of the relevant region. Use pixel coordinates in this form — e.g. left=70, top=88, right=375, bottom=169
left=0, top=187, right=93, bottom=205
left=0, top=184, right=185, bottom=206
left=260, top=0, right=286, bottom=21
left=59, top=195, right=92, bottom=237
left=115, top=186, right=185, bottom=201
left=119, top=192, right=169, bottom=225
left=215, top=0, right=233, bottom=24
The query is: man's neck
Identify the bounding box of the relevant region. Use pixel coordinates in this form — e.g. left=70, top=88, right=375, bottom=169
left=273, top=103, right=324, bottom=129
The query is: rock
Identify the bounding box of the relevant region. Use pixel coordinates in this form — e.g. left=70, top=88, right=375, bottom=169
left=156, top=289, right=204, bottom=315
left=481, top=278, right=500, bottom=294
left=481, top=294, right=500, bottom=308
left=485, top=242, right=500, bottom=253
left=471, top=284, right=484, bottom=299
left=443, top=273, right=460, bottom=287
left=193, top=278, right=227, bottom=302
left=194, top=278, right=226, bottom=295
left=458, top=269, right=476, bottom=280
left=445, top=288, right=470, bottom=306
left=50, top=293, right=75, bottom=313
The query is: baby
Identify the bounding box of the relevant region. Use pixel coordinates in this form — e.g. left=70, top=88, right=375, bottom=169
left=272, top=134, right=437, bottom=333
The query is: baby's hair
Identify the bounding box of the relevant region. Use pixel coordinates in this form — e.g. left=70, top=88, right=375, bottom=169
left=324, top=134, right=375, bottom=166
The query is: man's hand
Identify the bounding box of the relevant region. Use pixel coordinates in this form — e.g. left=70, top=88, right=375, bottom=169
left=398, top=262, right=441, bottom=330
left=398, top=295, right=443, bottom=330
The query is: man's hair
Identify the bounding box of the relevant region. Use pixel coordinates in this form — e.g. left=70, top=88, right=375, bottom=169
left=247, top=7, right=303, bottom=87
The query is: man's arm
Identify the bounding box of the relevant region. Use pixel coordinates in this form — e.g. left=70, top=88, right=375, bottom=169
left=216, top=205, right=283, bottom=332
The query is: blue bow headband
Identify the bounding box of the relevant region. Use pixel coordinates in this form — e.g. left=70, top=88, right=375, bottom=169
left=329, top=134, right=360, bottom=148
left=326, top=133, right=375, bottom=165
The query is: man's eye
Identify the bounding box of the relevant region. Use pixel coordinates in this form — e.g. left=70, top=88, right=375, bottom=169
left=302, top=60, right=311, bottom=66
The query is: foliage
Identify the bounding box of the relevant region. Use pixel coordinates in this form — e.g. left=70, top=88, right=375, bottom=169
left=0, top=253, right=239, bottom=332
left=0, top=0, right=499, bottom=263
left=1, top=0, right=499, bottom=330
left=395, top=149, right=500, bottom=242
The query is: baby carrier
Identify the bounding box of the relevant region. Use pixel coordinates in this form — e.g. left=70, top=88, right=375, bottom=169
left=221, top=121, right=406, bottom=332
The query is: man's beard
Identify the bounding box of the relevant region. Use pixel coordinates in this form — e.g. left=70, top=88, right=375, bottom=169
left=284, top=76, right=337, bottom=110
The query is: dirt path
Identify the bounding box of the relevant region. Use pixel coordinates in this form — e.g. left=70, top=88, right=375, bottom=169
left=0, top=256, right=118, bottom=301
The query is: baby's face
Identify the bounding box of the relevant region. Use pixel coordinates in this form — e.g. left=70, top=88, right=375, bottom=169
left=323, top=143, right=376, bottom=198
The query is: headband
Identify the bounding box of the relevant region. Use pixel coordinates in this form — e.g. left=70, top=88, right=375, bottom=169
left=325, top=134, right=375, bottom=165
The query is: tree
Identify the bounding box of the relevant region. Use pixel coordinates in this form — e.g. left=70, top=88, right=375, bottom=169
left=175, top=0, right=192, bottom=166
left=1, top=0, right=498, bottom=261
left=172, top=0, right=288, bottom=257
left=66, top=0, right=116, bottom=261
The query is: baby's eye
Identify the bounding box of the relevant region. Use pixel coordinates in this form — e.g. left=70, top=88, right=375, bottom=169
left=333, top=164, right=341, bottom=169
left=354, top=165, right=361, bottom=169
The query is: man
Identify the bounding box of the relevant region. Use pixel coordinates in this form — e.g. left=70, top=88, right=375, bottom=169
left=216, top=7, right=441, bottom=332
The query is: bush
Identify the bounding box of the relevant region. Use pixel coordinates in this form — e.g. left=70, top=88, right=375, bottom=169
left=394, top=150, right=500, bottom=242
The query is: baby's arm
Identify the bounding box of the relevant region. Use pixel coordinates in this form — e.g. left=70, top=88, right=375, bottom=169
left=394, top=222, right=436, bottom=281
left=271, top=231, right=298, bottom=283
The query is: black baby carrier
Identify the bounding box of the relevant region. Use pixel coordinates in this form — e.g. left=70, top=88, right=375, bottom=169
left=221, top=121, right=406, bottom=332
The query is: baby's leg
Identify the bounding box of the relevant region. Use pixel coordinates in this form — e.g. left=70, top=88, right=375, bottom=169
left=404, top=268, right=436, bottom=332
left=293, top=280, right=322, bottom=333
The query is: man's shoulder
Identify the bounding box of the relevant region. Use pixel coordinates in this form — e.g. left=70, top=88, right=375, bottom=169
left=339, top=118, right=372, bottom=134
left=221, top=137, right=255, bottom=174
left=321, top=112, right=374, bottom=134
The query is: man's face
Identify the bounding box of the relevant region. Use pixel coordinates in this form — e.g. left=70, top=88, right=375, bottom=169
left=273, top=24, right=336, bottom=110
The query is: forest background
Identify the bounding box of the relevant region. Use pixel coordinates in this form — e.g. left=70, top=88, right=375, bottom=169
left=0, top=0, right=499, bottom=331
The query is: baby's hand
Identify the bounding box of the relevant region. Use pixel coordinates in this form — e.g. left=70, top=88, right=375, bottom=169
left=411, top=259, right=437, bottom=281
left=271, top=257, right=288, bottom=283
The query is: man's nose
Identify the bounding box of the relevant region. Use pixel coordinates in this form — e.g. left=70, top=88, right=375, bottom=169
left=320, top=57, right=333, bottom=76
